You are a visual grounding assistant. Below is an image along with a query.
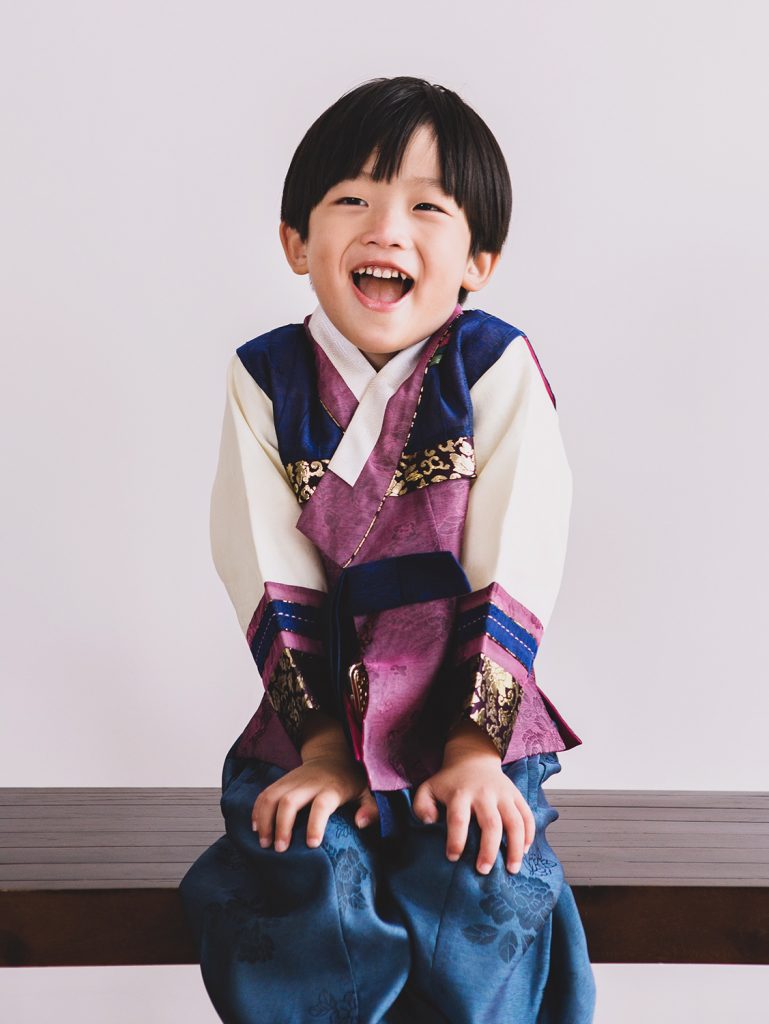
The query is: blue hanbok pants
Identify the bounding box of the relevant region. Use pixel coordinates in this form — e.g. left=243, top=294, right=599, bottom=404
left=179, top=738, right=596, bottom=1023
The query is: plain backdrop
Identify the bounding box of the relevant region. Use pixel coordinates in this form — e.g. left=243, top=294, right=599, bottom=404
left=1, top=0, right=767, bottom=1020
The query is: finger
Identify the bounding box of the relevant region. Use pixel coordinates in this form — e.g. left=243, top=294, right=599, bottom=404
left=445, top=791, right=472, bottom=862
left=355, top=790, right=380, bottom=829
left=306, top=792, right=341, bottom=847
left=502, top=802, right=526, bottom=873
left=514, top=790, right=537, bottom=851
left=412, top=783, right=440, bottom=824
left=273, top=789, right=308, bottom=852
left=474, top=800, right=503, bottom=875
left=253, top=785, right=284, bottom=847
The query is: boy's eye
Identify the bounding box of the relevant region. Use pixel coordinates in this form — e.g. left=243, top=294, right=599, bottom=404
left=336, top=197, right=444, bottom=213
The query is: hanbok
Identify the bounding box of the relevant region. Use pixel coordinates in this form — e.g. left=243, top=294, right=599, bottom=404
left=179, top=302, right=597, bottom=1022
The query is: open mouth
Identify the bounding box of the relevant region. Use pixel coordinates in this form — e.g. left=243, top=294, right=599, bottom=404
left=351, top=270, right=415, bottom=307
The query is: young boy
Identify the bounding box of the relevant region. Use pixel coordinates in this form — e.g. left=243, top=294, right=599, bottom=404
left=180, top=76, right=596, bottom=1024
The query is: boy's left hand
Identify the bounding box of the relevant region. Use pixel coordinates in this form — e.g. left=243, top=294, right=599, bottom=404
left=412, top=751, right=535, bottom=876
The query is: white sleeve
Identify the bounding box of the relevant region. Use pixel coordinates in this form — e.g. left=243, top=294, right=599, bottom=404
left=209, top=353, right=331, bottom=748
left=461, top=336, right=573, bottom=632
left=210, top=354, right=328, bottom=632
left=444, top=334, right=574, bottom=757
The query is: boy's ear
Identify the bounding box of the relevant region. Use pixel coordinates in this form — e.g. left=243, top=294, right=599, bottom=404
left=461, top=250, right=501, bottom=293
left=279, top=221, right=309, bottom=276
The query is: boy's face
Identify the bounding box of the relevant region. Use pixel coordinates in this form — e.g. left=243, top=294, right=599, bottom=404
left=280, top=124, right=499, bottom=369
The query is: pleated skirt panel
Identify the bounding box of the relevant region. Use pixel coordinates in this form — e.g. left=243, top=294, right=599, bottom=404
left=179, top=738, right=596, bottom=1024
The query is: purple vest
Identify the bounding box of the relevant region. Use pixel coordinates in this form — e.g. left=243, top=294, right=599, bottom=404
left=231, top=305, right=581, bottom=792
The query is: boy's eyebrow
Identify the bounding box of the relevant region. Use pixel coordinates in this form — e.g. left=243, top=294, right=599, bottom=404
left=347, top=169, right=448, bottom=191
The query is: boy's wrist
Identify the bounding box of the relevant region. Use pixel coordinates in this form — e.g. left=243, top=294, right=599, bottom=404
left=442, top=716, right=503, bottom=766
left=299, top=709, right=353, bottom=762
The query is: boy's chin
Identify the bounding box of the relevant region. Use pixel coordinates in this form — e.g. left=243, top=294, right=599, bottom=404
left=336, top=316, right=423, bottom=357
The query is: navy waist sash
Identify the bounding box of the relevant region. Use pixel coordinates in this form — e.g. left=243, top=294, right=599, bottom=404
left=324, top=550, right=472, bottom=841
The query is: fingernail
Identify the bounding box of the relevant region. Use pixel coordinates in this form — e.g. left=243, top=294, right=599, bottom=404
left=251, top=822, right=257, bottom=832
left=478, top=862, right=491, bottom=874
left=423, top=814, right=436, bottom=824
left=447, top=852, right=459, bottom=862
left=357, top=817, right=369, bottom=828
left=259, top=837, right=270, bottom=848
left=274, top=839, right=286, bottom=852
left=307, top=837, right=320, bottom=848
left=510, top=861, right=521, bottom=873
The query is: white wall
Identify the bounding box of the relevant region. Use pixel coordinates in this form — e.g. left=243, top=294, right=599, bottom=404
left=2, top=1, right=767, bottom=1019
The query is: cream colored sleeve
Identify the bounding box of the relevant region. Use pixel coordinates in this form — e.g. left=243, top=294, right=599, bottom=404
left=461, top=336, right=573, bottom=632
left=209, top=353, right=328, bottom=636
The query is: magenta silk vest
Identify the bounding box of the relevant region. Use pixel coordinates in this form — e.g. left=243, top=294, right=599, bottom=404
left=218, top=305, right=582, bottom=794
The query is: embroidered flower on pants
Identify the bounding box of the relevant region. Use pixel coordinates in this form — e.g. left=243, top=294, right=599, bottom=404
left=524, top=848, right=559, bottom=878
left=203, top=894, right=275, bottom=964
left=309, top=987, right=356, bottom=1023
left=462, top=865, right=558, bottom=963
left=325, top=844, right=370, bottom=911
left=214, top=839, right=246, bottom=872
left=479, top=873, right=554, bottom=932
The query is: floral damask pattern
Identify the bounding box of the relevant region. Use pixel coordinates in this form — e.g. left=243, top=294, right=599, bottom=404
left=285, top=458, right=330, bottom=504
left=479, top=873, right=554, bottom=932
left=452, top=652, right=523, bottom=758
left=523, top=848, right=560, bottom=878
left=323, top=842, right=371, bottom=912
left=309, top=988, right=357, bottom=1023
left=462, top=861, right=559, bottom=964
left=203, top=892, right=276, bottom=964
left=266, top=648, right=323, bottom=748
left=386, top=437, right=476, bottom=496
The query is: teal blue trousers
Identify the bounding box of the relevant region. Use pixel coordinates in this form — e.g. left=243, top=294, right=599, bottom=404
left=179, top=739, right=596, bottom=1023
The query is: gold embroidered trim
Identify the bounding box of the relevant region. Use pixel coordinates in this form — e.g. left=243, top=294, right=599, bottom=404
left=266, top=648, right=323, bottom=747
left=456, top=652, right=523, bottom=758
left=385, top=437, right=476, bottom=497
left=285, top=459, right=330, bottom=504
left=284, top=434, right=474, bottom=504
left=319, top=398, right=342, bottom=429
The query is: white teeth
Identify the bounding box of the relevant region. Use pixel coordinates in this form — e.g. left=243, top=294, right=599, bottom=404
left=353, top=265, right=411, bottom=281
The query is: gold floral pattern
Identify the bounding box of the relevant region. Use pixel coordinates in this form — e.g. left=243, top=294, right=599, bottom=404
left=285, top=459, right=329, bottom=504
left=266, top=648, right=323, bottom=748
left=453, top=653, right=523, bottom=758
left=385, top=437, right=476, bottom=497
left=284, top=435, right=475, bottom=504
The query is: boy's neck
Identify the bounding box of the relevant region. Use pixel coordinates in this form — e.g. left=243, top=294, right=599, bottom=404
left=361, top=348, right=392, bottom=371
left=311, top=303, right=405, bottom=373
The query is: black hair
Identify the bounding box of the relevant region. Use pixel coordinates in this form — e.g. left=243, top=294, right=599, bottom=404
left=280, top=76, right=512, bottom=306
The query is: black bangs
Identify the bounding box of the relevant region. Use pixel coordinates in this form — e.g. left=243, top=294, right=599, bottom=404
left=280, top=77, right=513, bottom=306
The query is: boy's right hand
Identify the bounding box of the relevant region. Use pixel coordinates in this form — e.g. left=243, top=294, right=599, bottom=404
left=251, top=710, right=380, bottom=850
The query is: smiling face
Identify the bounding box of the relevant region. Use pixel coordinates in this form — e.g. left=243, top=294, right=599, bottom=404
left=280, top=124, right=500, bottom=369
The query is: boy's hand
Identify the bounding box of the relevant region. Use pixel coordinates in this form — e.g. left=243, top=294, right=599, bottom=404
left=252, top=711, right=379, bottom=850
left=412, top=721, right=536, bottom=875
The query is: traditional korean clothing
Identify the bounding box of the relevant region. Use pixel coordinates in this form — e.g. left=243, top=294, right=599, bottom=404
left=179, top=302, right=596, bottom=1023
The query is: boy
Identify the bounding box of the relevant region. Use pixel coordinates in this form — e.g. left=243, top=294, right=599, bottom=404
left=180, top=75, right=596, bottom=1024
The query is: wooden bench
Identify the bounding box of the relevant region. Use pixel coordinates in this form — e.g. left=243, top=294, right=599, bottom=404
left=1, top=787, right=767, bottom=967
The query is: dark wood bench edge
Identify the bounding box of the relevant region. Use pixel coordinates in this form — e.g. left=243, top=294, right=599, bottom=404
left=2, top=885, right=768, bottom=967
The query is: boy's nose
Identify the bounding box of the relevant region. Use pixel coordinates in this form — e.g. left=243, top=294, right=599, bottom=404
left=359, top=210, right=411, bottom=250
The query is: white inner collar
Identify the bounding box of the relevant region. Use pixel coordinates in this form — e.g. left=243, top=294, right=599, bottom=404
left=308, top=303, right=432, bottom=400
left=308, top=304, right=376, bottom=400
left=307, top=303, right=433, bottom=486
